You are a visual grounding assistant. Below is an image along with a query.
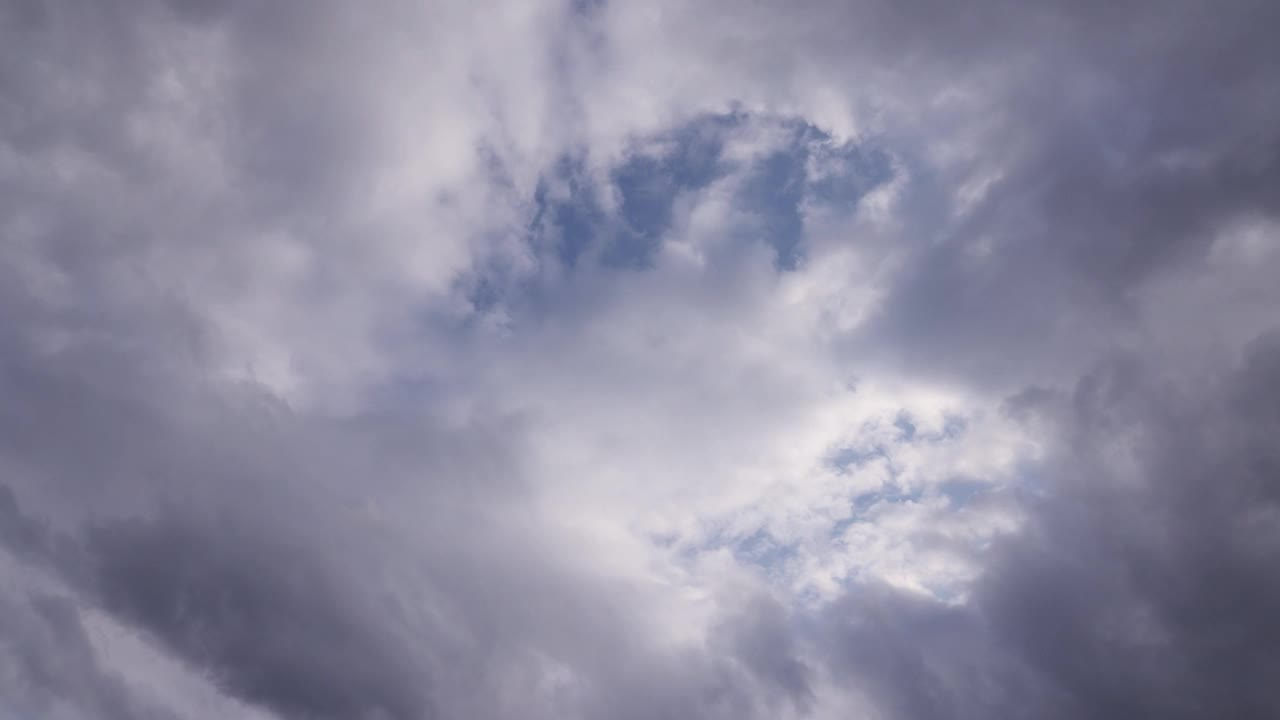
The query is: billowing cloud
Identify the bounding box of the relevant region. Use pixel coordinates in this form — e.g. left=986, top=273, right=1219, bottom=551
left=1, top=1, right=1277, bottom=718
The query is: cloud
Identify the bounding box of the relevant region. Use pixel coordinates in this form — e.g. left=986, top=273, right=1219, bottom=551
left=1, top=1, right=1278, bottom=719
left=821, top=335, right=1280, bottom=719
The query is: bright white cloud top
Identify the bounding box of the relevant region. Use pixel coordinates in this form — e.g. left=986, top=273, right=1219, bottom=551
left=2, top=2, right=1279, bottom=719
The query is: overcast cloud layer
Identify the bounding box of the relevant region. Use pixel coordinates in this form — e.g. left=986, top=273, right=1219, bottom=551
left=2, top=1, right=1279, bottom=718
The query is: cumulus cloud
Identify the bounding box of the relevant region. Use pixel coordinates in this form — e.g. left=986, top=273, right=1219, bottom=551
left=1, top=0, right=1278, bottom=718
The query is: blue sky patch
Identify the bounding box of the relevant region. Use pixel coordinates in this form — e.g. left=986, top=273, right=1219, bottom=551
left=529, top=113, right=893, bottom=276
left=474, top=112, right=895, bottom=324
left=736, top=121, right=893, bottom=270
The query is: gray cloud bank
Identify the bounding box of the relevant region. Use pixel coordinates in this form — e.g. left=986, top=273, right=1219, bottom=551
left=2, top=1, right=1278, bottom=719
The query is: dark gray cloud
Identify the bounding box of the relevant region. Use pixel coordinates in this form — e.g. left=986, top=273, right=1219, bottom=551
left=0, top=345, right=804, bottom=719
left=84, top=513, right=431, bottom=720
left=854, top=0, right=1280, bottom=386
left=0, top=586, right=179, bottom=720
left=820, top=337, right=1280, bottom=719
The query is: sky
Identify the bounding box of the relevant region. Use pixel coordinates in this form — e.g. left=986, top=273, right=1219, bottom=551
left=1, top=1, right=1279, bottom=718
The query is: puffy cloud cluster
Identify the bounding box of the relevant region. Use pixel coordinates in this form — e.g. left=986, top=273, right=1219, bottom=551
left=1, top=1, right=1278, bottom=718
